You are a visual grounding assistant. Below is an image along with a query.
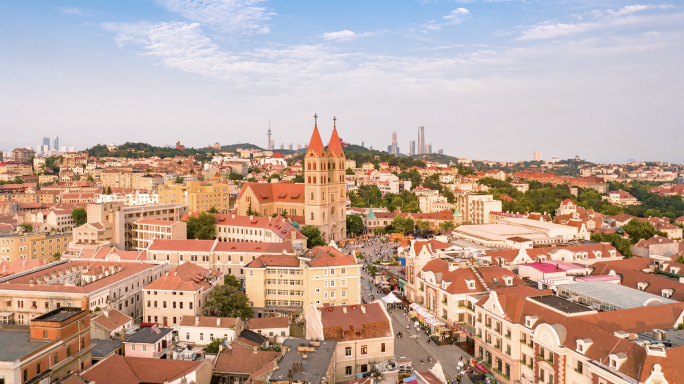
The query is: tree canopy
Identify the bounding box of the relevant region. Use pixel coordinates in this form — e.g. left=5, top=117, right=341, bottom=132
left=346, top=215, right=364, bottom=237
left=72, top=208, right=87, bottom=226
left=302, top=226, right=326, bottom=247
left=203, top=284, right=253, bottom=320
left=186, top=212, right=216, bottom=240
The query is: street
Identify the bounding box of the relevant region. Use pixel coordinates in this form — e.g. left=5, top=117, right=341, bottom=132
left=345, top=236, right=474, bottom=384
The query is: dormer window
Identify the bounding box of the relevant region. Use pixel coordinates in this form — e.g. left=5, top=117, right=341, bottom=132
left=503, top=276, right=513, bottom=286
left=525, top=315, right=538, bottom=329
left=638, top=282, right=649, bottom=291
left=670, top=266, right=681, bottom=275
left=576, top=339, right=592, bottom=355
left=662, top=289, right=673, bottom=298
left=609, top=353, right=627, bottom=370
left=465, top=279, right=476, bottom=290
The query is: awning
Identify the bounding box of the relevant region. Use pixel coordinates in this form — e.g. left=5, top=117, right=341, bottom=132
left=0, top=312, right=14, bottom=317
left=425, top=317, right=446, bottom=327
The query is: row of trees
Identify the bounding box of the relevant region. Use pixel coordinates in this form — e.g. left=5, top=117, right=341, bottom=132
left=347, top=186, right=421, bottom=212
left=591, top=219, right=667, bottom=256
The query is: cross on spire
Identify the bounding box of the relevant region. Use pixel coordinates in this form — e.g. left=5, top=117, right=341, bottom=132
left=333, top=116, right=337, bottom=128
left=314, top=113, right=318, bottom=126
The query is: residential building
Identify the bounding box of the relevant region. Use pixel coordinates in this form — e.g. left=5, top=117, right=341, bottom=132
left=246, top=317, right=290, bottom=343
left=0, top=307, right=93, bottom=384
left=608, top=190, right=639, bottom=205
left=143, top=262, right=224, bottom=327
left=482, top=243, right=623, bottom=268
left=533, top=151, right=542, bottom=161
left=212, top=342, right=279, bottom=384
left=100, top=171, right=164, bottom=191
left=91, top=309, right=135, bottom=340
left=12, top=148, right=35, bottom=161
left=132, top=219, right=187, bottom=251
left=244, top=245, right=361, bottom=318
left=0, top=259, right=168, bottom=323
left=0, top=231, right=71, bottom=263
left=305, top=302, right=394, bottom=380
left=158, top=180, right=235, bottom=213
left=178, top=316, right=244, bottom=346
left=456, top=194, right=503, bottom=224
left=123, top=326, right=175, bottom=358
left=146, top=239, right=296, bottom=279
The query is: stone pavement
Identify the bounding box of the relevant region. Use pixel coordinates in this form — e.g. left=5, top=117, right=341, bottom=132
left=389, top=308, right=474, bottom=384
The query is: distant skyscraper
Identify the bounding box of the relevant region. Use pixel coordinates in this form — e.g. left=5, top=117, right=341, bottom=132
left=52, top=136, right=59, bottom=152
left=390, top=131, right=398, bottom=154
left=288, top=143, right=293, bottom=150
left=417, top=126, right=425, bottom=154
left=280, top=143, right=284, bottom=150
left=438, top=149, right=443, bottom=155
left=297, top=143, right=301, bottom=150
left=409, top=140, right=416, bottom=156
left=42, top=137, right=50, bottom=151
left=387, top=145, right=392, bottom=153
left=358, top=142, right=364, bottom=148
left=533, top=151, right=542, bottom=161
left=426, top=144, right=432, bottom=154
left=551, top=156, right=558, bottom=163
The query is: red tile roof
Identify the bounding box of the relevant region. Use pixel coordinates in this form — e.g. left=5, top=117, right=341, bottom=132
left=319, top=302, right=392, bottom=341
left=179, top=316, right=239, bottom=328
left=326, top=127, right=345, bottom=158
left=92, top=309, right=133, bottom=331
left=145, top=262, right=222, bottom=292
left=306, top=125, right=326, bottom=157
left=214, top=343, right=279, bottom=375
left=246, top=317, right=288, bottom=330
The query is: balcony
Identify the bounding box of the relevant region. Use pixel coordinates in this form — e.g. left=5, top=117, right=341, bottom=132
left=442, top=300, right=448, bottom=305
left=505, top=334, right=511, bottom=340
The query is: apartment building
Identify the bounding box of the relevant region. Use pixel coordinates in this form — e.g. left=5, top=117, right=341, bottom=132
left=473, top=286, right=684, bottom=384
left=100, top=171, right=164, bottom=191
left=158, top=180, right=235, bottom=213
left=146, top=239, right=296, bottom=279
left=0, top=231, right=71, bottom=263
left=181, top=212, right=307, bottom=248
left=71, top=202, right=188, bottom=250
left=305, top=302, right=393, bottom=380
left=0, top=259, right=167, bottom=324
left=456, top=194, right=502, bottom=224
left=244, top=245, right=361, bottom=318
left=0, top=161, right=33, bottom=175
left=0, top=307, right=93, bottom=384
left=143, top=262, right=224, bottom=327
left=132, top=219, right=187, bottom=251
left=11, top=148, right=35, bottom=161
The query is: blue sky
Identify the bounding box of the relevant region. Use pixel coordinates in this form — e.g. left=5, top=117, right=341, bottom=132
left=1, top=0, right=683, bottom=163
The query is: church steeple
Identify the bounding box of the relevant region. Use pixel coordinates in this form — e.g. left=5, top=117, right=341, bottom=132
left=307, top=113, right=325, bottom=157
left=327, top=116, right=344, bottom=158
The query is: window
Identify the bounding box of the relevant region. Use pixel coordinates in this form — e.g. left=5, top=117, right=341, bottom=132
left=361, top=345, right=368, bottom=355
left=577, top=361, right=583, bottom=374
left=143, top=345, right=147, bottom=352
left=540, top=369, right=545, bottom=383
left=186, top=332, right=190, bottom=340
left=43, top=330, right=48, bottom=339
left=345, top=347, right=352, bottom=356
left=345, top=366, right=352, bottom=376
left=200, top=333, right=204, bottom=341
left=131, top=344, right=135, bottom=351
left=381, top=343, right=386, bottom=353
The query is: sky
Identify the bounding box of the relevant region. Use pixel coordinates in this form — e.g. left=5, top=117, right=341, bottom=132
left=1, top=0, right=683, bottom=164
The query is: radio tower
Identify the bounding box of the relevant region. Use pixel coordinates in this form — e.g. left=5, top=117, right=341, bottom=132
left=267, top=119, right=273, bottom=150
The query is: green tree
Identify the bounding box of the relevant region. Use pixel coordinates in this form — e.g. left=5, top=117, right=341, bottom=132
left=224, top=275, right=242, bottom=289
left=367, top=265, right=378, bottom=276
left=175, top=176, right=184, bottom=184
left=416, top=220, right=430, bottom=231
left=203, top=284, right=254, bottom=320
left=106, top=186, right=112, bottom=195
left=346, top=215, right=364, bottom=236
left=292, top=174, right=305, bottom=183
left=443, top=190, right=455, bottom=204
left=72, top=208, right=87, bottom=226
left=622, top=219, right=667, bottom=242
left=302, top=226, right=326, bottom=247
left=205, top=338, right=225, bottom=353
left=20, top=223, right=33, bottom=233
left=405, top=217, right=415, bottom=231
left=675, top=255, right=684, bottom=264
left=403, top=201, right=420, bottom=213
left=53, top=252, right=61, bottom=261
left=279, top=209, right=288, bottom=217
left=228, top=173, right=244, bottom=181
left=590, top=233, right=633, bottom=257
left=392, top=215, right=406, bottom=233
left=207, top=206, right=220, bottom=214
left=439, top=220, right=455, bottom=233
left=346, top=168, right=355, bottom=175
left=86, top=175, right=94, bottom=182
left=186, top=212, right=216, bottom=240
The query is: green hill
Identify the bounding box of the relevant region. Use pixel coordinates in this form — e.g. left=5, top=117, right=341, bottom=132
left=413, top=153, right=459, bottom=165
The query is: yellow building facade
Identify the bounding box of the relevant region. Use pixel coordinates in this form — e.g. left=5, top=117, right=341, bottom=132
left=158, top=180, right=234, bottom=213
left=0, top=231, right=71, bottom=263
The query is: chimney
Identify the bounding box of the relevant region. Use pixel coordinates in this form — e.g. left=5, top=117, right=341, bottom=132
left=217, top=318, right=221, bottom=326
left=361, top=305, right=366, bottom=313
left=195, top=316, right=200, bottom=326
left=343, top=307, right=347, bottom=313
left=2, top=265, right=7, bottom=272
left=23, top=260, right=27, bottom=267
left=250, top=215, right=254, bottom=220
left=104, top=310, right=109, bottom=317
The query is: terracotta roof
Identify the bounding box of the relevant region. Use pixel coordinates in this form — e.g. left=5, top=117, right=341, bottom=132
left=92, top=309, right=133, bottom=331
left=306, top=125, right=326, bottom=157
left=319, top=302, right=391, bottom=341
left=326, top=127, right=345, bottom=158
left=179, top=315, right=239, bottom=328
left=247, top=317, right=289, bottom=330
left=145, top=262, right=222, bottom=292
left=214, top=343, right=279, bottom=375
left=305, top=246, right=358, bottom=267
left=148, top=239, right=215, bottom=252
left=245, top=253, right=300, bottom=268
left=236, top=183, right=305, bottom=206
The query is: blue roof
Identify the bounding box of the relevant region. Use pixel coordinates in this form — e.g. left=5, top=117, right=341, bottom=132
left=366, top=208, right=377, bottom=219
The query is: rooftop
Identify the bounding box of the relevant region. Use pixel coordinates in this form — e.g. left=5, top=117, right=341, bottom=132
left=91, top=339, right=124, bottom=359
left=0, top=330, right=49, bottom=362
left=271, top=339, right=337, bottom=384
left=528, top=295, right=596, bottom=314
left=124, top=326, right=173, bottom=344
left=558, top=281, right=678, bottom=309
left=33, top=307, right=85, bottom=323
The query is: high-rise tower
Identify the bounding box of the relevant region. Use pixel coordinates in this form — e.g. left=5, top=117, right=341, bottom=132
left=267, top=119, right=273, bottom=150
left=304, top=114, right=347, bottom=242
left=409, top=140, right=416, bottom=156
left=417, top=126, right=425, bottom=154
left=391, top=132, right=398, bottom=154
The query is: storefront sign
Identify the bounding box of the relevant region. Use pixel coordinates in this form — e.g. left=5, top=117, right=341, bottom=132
left=473, top=360, right=488, bottom=374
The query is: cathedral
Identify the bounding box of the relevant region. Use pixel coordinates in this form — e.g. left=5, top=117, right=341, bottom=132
left=303, top=115, right=347, bottom=242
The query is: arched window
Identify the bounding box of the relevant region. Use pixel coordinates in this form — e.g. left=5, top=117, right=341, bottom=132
left=311, top=192, right=314, bottom=200
left=313, top=163, right=317, bottom=170
left=308, top=176, right=311, bottom=183
left=308, top=163, right=311, bottom=170
left=313, top=176, right=317, bottom=183
left=311, top=212, right=314, bottom=220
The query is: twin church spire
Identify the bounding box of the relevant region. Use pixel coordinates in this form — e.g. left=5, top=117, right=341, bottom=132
left=307, top=114, right=344, bottom=158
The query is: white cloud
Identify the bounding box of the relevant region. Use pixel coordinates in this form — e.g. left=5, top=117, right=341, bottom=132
left=423, top=8, right=471, bottom=31
left=154, top=0, right=273, bottom=34
left=322, top=30, right=374, bottom=42
left=58, top=7, right=83, bottom=15
left=517, top=4, right=680, bottom=40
